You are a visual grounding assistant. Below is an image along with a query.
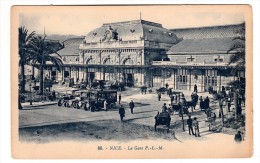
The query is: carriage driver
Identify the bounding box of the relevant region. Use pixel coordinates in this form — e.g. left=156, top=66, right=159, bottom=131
left=162, top=103, right=167, bottom=112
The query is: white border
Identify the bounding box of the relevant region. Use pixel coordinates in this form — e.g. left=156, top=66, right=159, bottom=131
left=0, top=0, right=259, bottom=163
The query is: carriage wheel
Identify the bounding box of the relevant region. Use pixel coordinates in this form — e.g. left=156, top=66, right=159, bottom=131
left=84, top=104, right=89, bottom=111
left=81, top=103, right=85, bottom=110
left=90, top=106, right=96, bottom=112
left=73, top=102, right=77, bottom=108
left=110, top=103, right=115, bottom=109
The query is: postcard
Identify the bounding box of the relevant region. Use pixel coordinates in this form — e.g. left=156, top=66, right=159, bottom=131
left=11, top=5, right=253, bottom=158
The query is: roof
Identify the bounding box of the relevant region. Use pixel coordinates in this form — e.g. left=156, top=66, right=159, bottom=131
left=167, top=37, right=245, bottom=54
left=56, top=37, right=84, bottom=56
left=84, top=20, right=179, bottom=44
left=171, top=23, right=245, bottom=40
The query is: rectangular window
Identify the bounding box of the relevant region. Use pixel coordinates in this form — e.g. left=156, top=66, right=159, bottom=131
left=177, top=69, right=188, bottom=84
left=205, top=76, right=217, bottom=86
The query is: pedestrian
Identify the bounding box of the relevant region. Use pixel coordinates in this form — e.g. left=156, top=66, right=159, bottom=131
left=187, top=115, right=195, bottom=135
left=52, top=90, right=56, bottom=101
left=227, top=100, right=231, bottom=112
left=162, top=103, right=167, bottom=112
left=194, top=84, right=197, bottom=93
left=232, top=107, right=236, bottom=117
left=129, top=100, right=135, bottom=114
left=204, top=96, right=210, bottom=109
left=165, top=83, right=169, bottom=89
left=158, top=92, right=161, bottom=101
left=199, top=96, right=203, bottom=110
left=104, top=100, right=108, bottom=111
left=119, top=105, right=125, bottom=122
left=222, top=86, right=226, bottom=94
left=177, top=94, right=180, bottom=104
left=144, top=87, right=147, bottom=94
left=234, top=131, right=242, bottom=143
left=219, top=99, right=223, bottom=118
left=167, top=104, right=172, bottom=114
left=118, top=94, right=121, bottom=104
left=193, top=117, right=200, bottom=137
left=141, top=88, right=143, bottom=95
left=170, top=94, right=174, bottom=104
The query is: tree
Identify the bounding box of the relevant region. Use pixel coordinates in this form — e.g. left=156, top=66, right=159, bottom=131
left=227, top=24, right=245, bottom=120
left=227, top=24, right=245, bottom=72
left=29, top=35, right=64, bottom=95
left=18, top=26, right=35, bottom=93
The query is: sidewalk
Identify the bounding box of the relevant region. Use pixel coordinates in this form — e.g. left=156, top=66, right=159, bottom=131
left=21, top=101, right=57, bottom=108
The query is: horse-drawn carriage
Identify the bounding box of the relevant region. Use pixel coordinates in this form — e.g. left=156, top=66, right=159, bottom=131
left=154, top=111, right=171, bottom=132
left=57, top=88, right=79, bottom=107
left=171, top=103, right=190, bottom=116
left=83, top=89, right=117, bottom=111
left=109, top=82, right=125, bottom=91
left=156, top=87, right=168, bottom=94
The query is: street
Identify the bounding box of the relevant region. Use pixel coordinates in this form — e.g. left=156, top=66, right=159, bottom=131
left=19, top=87, right=240, bottom=143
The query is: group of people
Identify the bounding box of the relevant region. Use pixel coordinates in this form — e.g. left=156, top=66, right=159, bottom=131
left=140, top=87, right=148, bottom=95
left=187, top=115, right=200, bottom=137
left=199, top=96, right=210, bottom=110
left=118, top=99, right=135, bottom=122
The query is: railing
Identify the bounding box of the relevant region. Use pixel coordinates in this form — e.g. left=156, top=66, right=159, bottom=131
left=152, top=61, right=229, bottom=66
left=79, top=40, right=144, bottom=49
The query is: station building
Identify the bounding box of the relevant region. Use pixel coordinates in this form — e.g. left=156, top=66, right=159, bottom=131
left=36, top=19, right=245, bottom=92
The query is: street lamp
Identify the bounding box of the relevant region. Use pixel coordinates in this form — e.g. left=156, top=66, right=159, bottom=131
left=29, top=82, right=32, bottom=105
left=180, top=95, right=185, bottom=132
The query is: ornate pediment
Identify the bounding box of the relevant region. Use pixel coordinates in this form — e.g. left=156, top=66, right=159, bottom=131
left=102, top=25, right=119, bottom=42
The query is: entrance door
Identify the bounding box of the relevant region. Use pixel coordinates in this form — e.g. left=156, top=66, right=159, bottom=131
left=123, top=73, right=134, bottom=87
left=64, top=71, right=70, bottom=78
left=176, top=69, right=188, bottom=90
left=204, top=70, right=217, bottom=91
left=89, top=72, right=95, bottom=83
left=51, top=71, right=56, bottom=80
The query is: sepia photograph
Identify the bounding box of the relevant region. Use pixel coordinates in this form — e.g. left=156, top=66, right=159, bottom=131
left=11, top=5, right=253, bottom=158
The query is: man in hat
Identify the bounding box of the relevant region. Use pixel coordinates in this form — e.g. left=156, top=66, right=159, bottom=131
left=129, top=100, right=135, bottom=114
left=187, top=115, right=194, bottom=135
left=193, top=117, right=200, bottom=137
left=119, top=105, right=125, bottom=122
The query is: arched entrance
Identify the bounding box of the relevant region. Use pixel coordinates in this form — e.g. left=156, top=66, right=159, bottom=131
left=86, top=57, right=95, bottom=83
left=122, top=57, right=135, bottom=87
left=103, top=57, right=113, bottom=80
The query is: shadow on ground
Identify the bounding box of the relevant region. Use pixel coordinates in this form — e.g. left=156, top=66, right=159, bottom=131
left=19, top=119, right=177, bottom=143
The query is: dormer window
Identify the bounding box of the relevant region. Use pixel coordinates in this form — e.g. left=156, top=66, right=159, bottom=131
left=93, top=32, right=97, bottom=36
left=130, top=29, right=135, bottom=33
left=149, top=29, right=153, bottom=33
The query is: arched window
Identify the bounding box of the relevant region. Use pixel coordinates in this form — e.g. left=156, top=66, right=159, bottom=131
left=122, top=58, right=134, bottom=65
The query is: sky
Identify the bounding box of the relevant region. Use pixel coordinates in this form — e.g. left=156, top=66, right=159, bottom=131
left=18, top=5, right=246, bottom=36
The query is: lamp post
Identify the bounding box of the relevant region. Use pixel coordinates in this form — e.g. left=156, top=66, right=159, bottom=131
left=29, top=82, right=32, bottom=105
left=180, top=95, right=185, bottom=132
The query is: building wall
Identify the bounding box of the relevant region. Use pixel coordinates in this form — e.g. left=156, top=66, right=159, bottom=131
left=168, top=53, right=233, bottom=64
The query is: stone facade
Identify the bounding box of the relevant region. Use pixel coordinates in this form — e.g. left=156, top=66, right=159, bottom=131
left=30, top=20, right=245, bottom=91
